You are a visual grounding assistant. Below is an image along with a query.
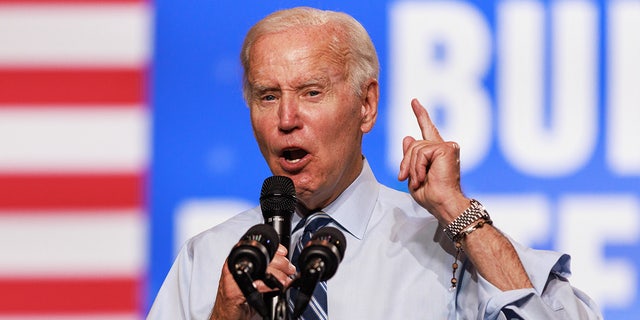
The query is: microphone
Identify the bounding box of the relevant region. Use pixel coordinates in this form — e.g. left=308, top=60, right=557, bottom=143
left=292, top=226, right=347, bottom=318
left=260, top=176, right=297, bottom=319
left=260, top=175, right=297, bottom=250
left=227, top=224, right=280, bottom=318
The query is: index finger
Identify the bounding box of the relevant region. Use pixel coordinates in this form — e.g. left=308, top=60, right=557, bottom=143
left=411, top=98, right=444, bottom=142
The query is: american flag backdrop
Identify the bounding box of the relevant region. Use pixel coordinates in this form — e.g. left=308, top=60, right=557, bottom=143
left=0, top=0, right=150, bottom=318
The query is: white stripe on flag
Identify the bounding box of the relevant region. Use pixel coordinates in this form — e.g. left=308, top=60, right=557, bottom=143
left=0, top=211, right=146, bottom=277
left=0, top=107, right=149, bottom=173
left=0, top=3, right=151, bottom=67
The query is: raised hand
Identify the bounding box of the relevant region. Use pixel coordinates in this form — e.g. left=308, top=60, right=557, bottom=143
left=397, top=98, right=469, bottom=225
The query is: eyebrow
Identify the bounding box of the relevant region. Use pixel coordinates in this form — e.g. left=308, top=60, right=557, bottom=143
left=251, top=84, right=274, bottom=94
left=251, top=75, right=332, bottom=95
left=297, top=76, right=331, bottom=89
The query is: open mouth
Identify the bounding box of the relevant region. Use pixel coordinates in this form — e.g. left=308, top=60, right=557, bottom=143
left=282, top=148, right=308, bottom=163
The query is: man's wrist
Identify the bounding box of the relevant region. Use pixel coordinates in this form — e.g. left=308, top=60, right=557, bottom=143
left=430, top=194, right=470, bottom=225
left=442, top=199, right=491, bottom=241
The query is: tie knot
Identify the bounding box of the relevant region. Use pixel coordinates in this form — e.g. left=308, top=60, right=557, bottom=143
left=292, top=212, right=334, bottom=257
left=300, top=212, right=333, bottom=234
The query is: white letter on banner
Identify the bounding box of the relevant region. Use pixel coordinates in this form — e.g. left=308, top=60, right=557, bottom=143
left=497, top=1, right=598, bottom=176
left=387, top=2, right=491, bottom=173
left=557, top=195, right=639, bottom=309
left=475, top=194, right=550, bottom=248
left=607, top=0, right=640, bottom=175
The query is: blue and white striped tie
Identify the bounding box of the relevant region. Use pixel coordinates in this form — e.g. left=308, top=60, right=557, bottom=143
left=289, top=212, right=333, bottom=320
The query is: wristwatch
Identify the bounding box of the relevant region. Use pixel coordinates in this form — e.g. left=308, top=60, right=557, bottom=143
left=443, top=199, right=491, bottom=241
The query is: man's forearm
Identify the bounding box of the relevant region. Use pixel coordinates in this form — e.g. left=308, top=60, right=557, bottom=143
left=462, top=224, right=533, bottom=291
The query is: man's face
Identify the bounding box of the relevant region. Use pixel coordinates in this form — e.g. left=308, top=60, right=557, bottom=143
left=247, top=26, right=377, bottom=210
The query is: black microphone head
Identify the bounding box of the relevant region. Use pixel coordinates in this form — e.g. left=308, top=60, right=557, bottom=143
left=313, top=226, right=347, bottom=258
left=298, top=226, right=347, bottom=281
left=260, top=176, right=296, bottom=251
left=259, top=176, right=297, bottom=215
left=227, top=224, right=279, bottom=279
left=242, top=223, right=280, bottom=257
left=226, top=224, right=276, bottom=318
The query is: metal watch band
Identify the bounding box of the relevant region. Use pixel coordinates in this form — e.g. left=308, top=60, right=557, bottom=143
left=443, top=199, right=491, bottom=241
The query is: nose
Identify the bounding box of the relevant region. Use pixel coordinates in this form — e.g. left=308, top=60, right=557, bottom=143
left=277, top=94, right=301, bottom=132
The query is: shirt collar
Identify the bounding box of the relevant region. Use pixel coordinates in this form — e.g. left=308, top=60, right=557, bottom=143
left=319, top=159, right=379, bottom=240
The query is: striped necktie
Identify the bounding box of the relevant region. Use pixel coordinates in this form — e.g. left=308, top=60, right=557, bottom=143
left=289, top=212, right=333, bottom=320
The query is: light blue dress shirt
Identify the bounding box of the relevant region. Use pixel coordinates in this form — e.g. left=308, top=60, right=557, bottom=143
left=148, top=160, right=602, bottom=319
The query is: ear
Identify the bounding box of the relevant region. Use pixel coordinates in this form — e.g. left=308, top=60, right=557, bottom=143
left=360, top=79, right=379, bottom=133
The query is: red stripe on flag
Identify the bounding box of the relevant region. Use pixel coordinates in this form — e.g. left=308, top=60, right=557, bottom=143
left=0, top=277, right=141, bottom=314
left=0, top=174, right=144, bottom=209
left=0, top=68, right=145, bottom=105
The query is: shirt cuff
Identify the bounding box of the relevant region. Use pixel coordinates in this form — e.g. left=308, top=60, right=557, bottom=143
left=478, top=281, right=537, bottom=319
left=476, top=239, right=573, bottom=318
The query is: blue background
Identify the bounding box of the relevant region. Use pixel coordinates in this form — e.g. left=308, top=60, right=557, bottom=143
left=149, top=1, right=639, bottom=318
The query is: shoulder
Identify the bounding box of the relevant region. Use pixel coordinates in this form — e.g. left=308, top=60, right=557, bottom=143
left=374, top=183, right=448, bottom=247
left=377, top=184, right=434, bottom=217
left=150, top=207, right=264, bottom=319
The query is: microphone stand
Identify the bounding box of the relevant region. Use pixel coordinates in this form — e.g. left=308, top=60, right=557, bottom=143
left=262, top=274, right=290, bottom=320
left=273, top=291, right=289, bottom=320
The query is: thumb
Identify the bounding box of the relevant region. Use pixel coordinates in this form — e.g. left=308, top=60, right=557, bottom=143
left=402, top=135, right=415, bottom=154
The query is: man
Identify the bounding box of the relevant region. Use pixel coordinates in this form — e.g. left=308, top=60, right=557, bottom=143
left=148, top=7, right=601, bottom=319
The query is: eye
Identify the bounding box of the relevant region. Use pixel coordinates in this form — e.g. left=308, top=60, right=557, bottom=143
left=263, top=94, right=277, bottom=101
left=308, top=90, right=320, bottom=97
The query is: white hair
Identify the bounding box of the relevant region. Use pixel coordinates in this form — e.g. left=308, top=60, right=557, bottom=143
left=240, top=7, right=380, bottom=102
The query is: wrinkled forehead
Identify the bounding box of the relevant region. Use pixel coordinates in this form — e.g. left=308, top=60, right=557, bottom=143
left=251, top=24, right=345, bottom=63
left=247, top=27, right=347, bottom=83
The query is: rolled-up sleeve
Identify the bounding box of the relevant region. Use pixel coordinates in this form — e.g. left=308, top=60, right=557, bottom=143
left=463, top=241, right=603, bottom=319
